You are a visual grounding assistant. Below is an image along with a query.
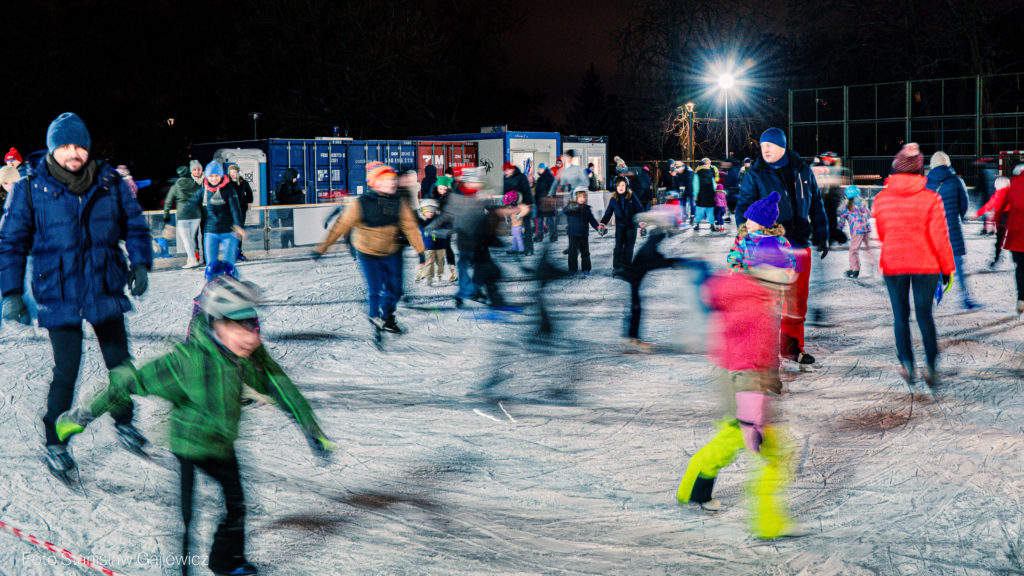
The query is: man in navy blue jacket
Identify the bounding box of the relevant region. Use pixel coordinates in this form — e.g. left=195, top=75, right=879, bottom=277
left=736, top=128, right=828, bottom=365
left=0, top=113, right=153, bottom=481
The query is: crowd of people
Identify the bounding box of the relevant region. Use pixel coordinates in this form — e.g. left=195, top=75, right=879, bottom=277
left=3, top=112, right=1024, bottom=572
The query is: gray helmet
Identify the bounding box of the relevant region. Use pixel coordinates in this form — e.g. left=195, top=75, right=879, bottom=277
left=200, top=276, right=261, bottom=320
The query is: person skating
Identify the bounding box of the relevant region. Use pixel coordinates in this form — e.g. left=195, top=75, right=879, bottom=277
left=186, top=161, right=246, bottom=265
left=714, top=183, right=728, bottom=231
left=873, top=143, right=956, bottom=386
left=600, top=176, right=645, bottom=276
left=673, top=160, right=696, bottom=227
left=676, top=239, right=800, bottom=539
left=977, top=175, right=1011, bottom=267
left=563, top=187, right=601, bottom=276
left=990, top=164, right=1024, bottom=315
left=502, top=184, right=526, bottom=256
left=164, top=160, right=205, bottom=268
left=425, top=166, right=509, bottom=308
left=0, top=112, right=153, bottom=482
left=533, top=163, right=557, bottom=241
left=227, top=163, right=254, bottom=262
left=56, top=276, right=335, bottom=576
left=314, top=162, right=425, bottom=333
left=925, top=151, right=977, bottom=309
left=433, top=175, right=458, bottom=282
left=503, top=161, right=534, bottom=255
left=838, top=185, right=873, bottom=279
left=736, top=127, right=828, bottom=366
left=694, top=158, right=718, bottom=231
left=416, top=199, right=448, bottom=285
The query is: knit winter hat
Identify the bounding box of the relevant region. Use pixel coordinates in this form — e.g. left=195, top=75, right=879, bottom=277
left=435, top=175, right=453, bottom=189
left=538, top=163, right=547, bottom=170
left=226, top=163, right=240, bottom=174
left=744, top=191, right=781, bottom=227
left=46, top=112, right=91, bottom=154
left=503, top=161, right=515, bottom=171
left=891, top=143, right=923, bottom=175
left=0, top=165, right=21, bottom=184
left=205, top=161, right=225, bottom=177
left=4, top=147, right=22, bottom=163
left=844, top=185, right=861, bottom=199
left=365, top=161, right=396, bottom=189
left=175, top=166, right=189, bottom=178
left=189, top=159, right=203, bottom=172
left=759, top=127, right=787, bottom=150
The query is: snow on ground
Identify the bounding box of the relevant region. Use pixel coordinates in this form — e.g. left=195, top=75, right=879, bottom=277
left=1, top=222, right=1023, bottom=575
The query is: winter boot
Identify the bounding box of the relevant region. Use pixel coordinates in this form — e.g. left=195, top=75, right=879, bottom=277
left=962, top=297, right=981, bottom=310
left=899, top=362, right=915, bottom=385
left=852, top=270, right=860, bottom=278
left=923, top=366, right=940, bottom=388
left=115, top=423, right=149, bottom=457
left=448, top=266, right=458, bottom=283
left=382, top=315, right=402, bottom=334
left=795, top=351, right=815, bottom=365
left=844, top=270, right=854, bottom=278
left=414, top=265, right=427, bottom=282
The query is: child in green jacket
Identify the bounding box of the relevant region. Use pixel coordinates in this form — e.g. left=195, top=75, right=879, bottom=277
left=57, top=277, right=334, bottom=576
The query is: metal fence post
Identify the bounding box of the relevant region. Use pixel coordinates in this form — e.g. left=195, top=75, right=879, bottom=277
left=976, top=75, right=983, bottom=158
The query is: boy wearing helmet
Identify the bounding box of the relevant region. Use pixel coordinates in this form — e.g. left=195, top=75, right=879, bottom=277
left=56, top=277, right=334, bottom=576
left=676, top=239, right=801, bottom=540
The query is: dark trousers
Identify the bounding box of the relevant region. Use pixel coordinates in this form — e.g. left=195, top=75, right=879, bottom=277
left=445, top=245, right=455, bottom=266
left=178, top=452, right=247, bottom=575
left=567, top=235, right=591, bottom=272
left=523, top=216, right=535, bottom=254
left=472, top=247, right=505, bottom=306
left=883, top=274, right=940, bottom=369
left=45, top=316, right=132, bottom=446
left=613, top=225, right=638, bottom=270
left=358, top=252, right=404, bottom=319
left=995, top=226, right=1007, bottom=262
left=628, top=281, right=643, bottom=338
left=1013, top=251, right=1024, bottom=300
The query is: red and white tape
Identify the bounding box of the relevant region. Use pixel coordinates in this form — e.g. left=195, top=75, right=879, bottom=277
left=0, top=519, right=128, bottom=576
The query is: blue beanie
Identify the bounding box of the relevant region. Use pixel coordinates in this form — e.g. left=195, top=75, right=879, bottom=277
left=46, top=112, right=91, bottom=154
left=759, top=127, right=787, bottom=150
left=745, top=191, right=781, bottom=227
left=844, top=185, right=861, bottom=199
left=538, top=163, right=547, bottom=170
left=205, top=161, right=224, bottom=177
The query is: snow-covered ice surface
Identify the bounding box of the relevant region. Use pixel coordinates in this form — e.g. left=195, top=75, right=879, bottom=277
left=2, top=224, right=1023, bottom=575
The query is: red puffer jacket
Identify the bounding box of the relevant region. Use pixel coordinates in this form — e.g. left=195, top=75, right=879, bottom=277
left=703, top=271, right=780, bottom=372
left=995, top=174, right=1024, bottom=252
left=873, top=173, right=955, bottom=276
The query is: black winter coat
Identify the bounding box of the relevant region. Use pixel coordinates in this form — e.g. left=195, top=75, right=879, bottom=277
left=600, top=192, right=644, bottom=227
left=563, top=203, right=600, bottom=236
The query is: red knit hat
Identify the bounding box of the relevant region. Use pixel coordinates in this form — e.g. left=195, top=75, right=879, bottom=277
left=502, top=161, right=515, bottom=171
left=365, top=161, right=396, bottom=189
left=4, top=147, right=22, bottom=164
left=891, top=143, right=923, bottom=175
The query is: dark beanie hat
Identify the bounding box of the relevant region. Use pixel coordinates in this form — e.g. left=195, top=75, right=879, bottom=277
left=891, top=143, right=923, bottom=175
left=175, top=166, right=189, bottom=178
left=46, top=112, right=91, bottom=154
left=759, top=127, right=787, bottom=149
left=744, top=191, right=781, bottom=227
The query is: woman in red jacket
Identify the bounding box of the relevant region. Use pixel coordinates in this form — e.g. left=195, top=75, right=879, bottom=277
left=873, top=143, right=955, bottom=387
left=992, top=166, right=1024, bottom=314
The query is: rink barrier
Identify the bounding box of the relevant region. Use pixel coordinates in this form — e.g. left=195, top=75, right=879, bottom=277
left=0, top=519, right=129, bottom=576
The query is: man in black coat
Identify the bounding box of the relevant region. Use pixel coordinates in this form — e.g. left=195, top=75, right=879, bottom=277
left=274, top=168, right=305, bottom=248
left=533, top=163, right=557, bottom=242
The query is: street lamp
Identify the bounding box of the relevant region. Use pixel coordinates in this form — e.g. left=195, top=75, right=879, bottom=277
left=250, top=112, right=262, bottom=139
left=717, top=74, right=734, bottom=159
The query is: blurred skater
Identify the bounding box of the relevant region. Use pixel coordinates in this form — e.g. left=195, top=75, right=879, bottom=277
left=838, top=185, right=872, bottom=279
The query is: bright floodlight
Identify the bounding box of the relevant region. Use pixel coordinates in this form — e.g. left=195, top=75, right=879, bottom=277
left=718, top=73, right=735, bottom=90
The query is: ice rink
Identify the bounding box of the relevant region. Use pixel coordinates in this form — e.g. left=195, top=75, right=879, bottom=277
left=1, top=224, right=1022, bottom=575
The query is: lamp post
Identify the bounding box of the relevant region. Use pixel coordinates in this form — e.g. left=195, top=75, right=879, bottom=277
left=685, top=102, right=695, bottom=163
left=250, top=112, right=262, bottom=139
left=717, top=74, right=734, bottom=159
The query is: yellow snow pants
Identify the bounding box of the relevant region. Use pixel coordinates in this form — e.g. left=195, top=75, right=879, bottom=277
left=677, top=418, right=794, bottom=539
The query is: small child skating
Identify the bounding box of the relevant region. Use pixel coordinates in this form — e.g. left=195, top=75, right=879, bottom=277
left=416, top=199, right=448, bottom=285
left=56, top=277, right=335, bottom=576
left=714, top=183, right=728, bottom=231
left=562, top=187, right=601, bottom=275
left=726, top=191, right=794, bottom=273
left=977, top=176, right=1010, bottom=267
left=838, top=185, right=872, bottom=278
left=504, top=189, right=527, bottom=256
left=676, top=239, right=801, bottom=540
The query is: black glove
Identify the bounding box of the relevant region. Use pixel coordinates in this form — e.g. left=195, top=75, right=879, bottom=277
left=2, top=294, right=31, bottom=325
left=817, top=240, right=829, bottom=260
left=128, top=266, right=149, bottom=296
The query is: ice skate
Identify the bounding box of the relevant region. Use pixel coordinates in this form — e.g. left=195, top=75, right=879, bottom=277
left=448, top=265, right=458, bottom=283
left=183, top=259, right=201, bottom=269
left=622, top=338, right=655, bottom=354
left=45, top=444, right=79, bottom=487
left=1017, top=300, right=1024, bottom=316
left=382, top=314, right=403, bottom=334
left=210, top=561, right=258, bottom=575
left=696, top=498, right=724, bottom=512
left=115, top=423, right=149, bottom=457
left=899, top=362, right=915, bottom=385
left=414, top=265, right=427, bottom=282
left=923, top=366, right=940, bottom=388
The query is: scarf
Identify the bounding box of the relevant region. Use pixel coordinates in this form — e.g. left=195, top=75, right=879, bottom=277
left=768, top=154, right=790, bottom=170
left=46, top=154, right=98, bottom=195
